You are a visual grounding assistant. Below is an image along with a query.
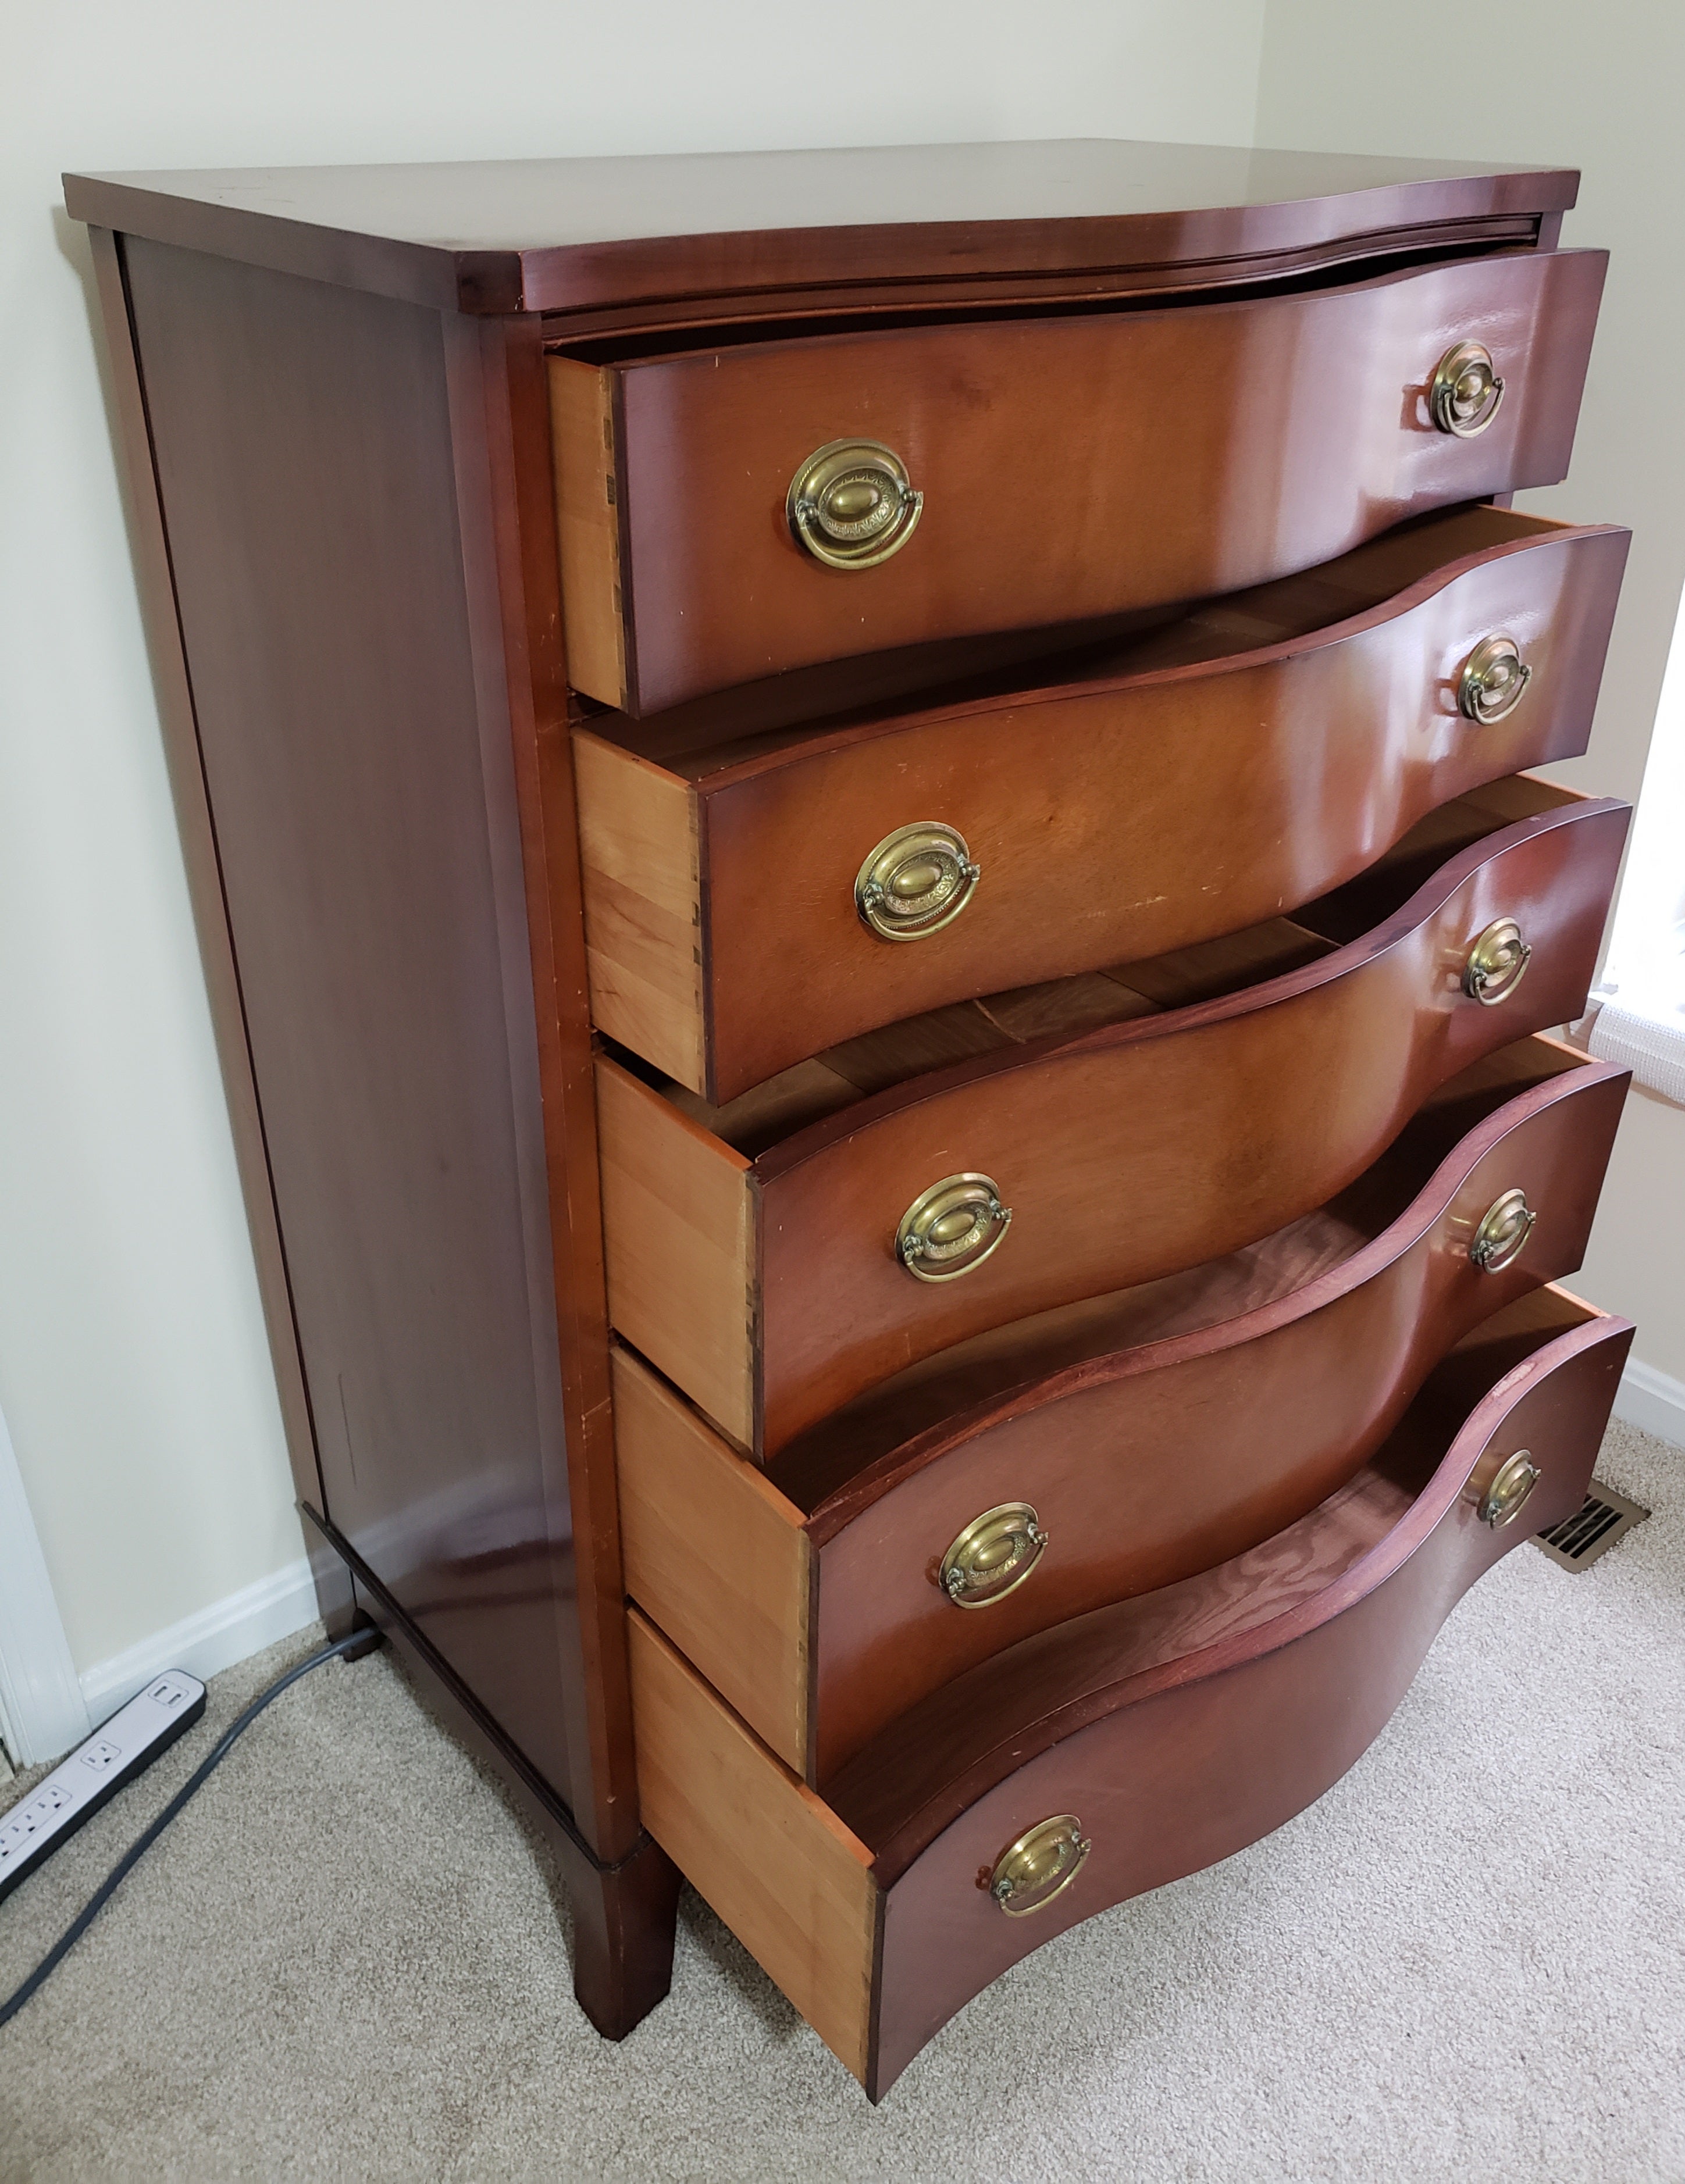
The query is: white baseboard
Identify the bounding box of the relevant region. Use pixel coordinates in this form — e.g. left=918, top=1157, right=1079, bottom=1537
left=1614, top=1357, right=1685, bottom=1452
left=79, top=1555, right=321, bottom=1722
left=44, top=1359, right=1685, bottom=1737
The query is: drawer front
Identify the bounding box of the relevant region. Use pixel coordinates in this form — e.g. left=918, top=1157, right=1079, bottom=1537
left=753, top=798, right=1626, bottom=1453
left=553, top=248, right=1606, bottom=713
left=584, top=516, right=1628, bottom=1100
left=614, top=1053, right=1626, bottom=1782
left=856, top=1298, right=1631, bottom=2097
left=801, top=1058, right=1626, bottom=1777
left=628, top=1298, right=1631, bottom=2100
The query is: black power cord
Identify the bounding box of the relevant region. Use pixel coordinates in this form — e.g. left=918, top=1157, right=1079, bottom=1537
left=0, top=1631, right=372, bottom=2030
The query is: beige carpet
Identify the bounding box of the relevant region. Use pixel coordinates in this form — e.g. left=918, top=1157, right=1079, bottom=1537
left=2, top=1417, right=1681, bottom=2183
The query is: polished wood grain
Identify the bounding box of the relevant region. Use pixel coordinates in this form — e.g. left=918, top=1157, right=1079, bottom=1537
left=122, top=237, right=601, bottom=1797
left=468, top=308, right=659, bottom=1878
left=579, top=507, right=1628, bottom=1096
left=74, top=141, right=1630, bottom=2089
left=554, top=249, right=1605, bottom=711
left=602, top=789, right=1626, bottom=1454
left=106, top=232, right=684, bottom=2030
left=628, top=1610, right=878, bottom=2080
left=83, top=229, right=339, bottom=1612
left=852, top=1286, right=1629, bottom=2094
left=626, top=1290, right=1627, bottom=2097
left=63, top=141, right=1577, bottom=320
left=614, top=1345, right=812, bottom=1772
left=613, top=1041, right=1626, bottom=1778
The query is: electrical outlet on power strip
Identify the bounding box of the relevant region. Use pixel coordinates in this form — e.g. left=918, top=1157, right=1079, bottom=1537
left=0, top=1672, right=206, bottom=1904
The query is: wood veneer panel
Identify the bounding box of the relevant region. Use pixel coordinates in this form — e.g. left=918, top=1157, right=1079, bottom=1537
left=63, top=141, right=1579, bottom=318
left=627, top=1610, right=878, bottom=2083
left=120, top=238, right=583, bottom=1802
left=580, top=509, right=1627, bottom=1098
left=458, top=309, right=650, bottom=1864
left=614, top=1346, right=811, bottom=1773
left=82, top=229, right=351, bottom=1633
left=566, top=249, right=1604, bottom=711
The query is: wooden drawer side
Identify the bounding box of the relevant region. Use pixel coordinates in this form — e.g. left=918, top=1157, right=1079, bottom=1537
left=575, top=730, right=706, bottom=1089
left=550, top=355, right=629, bottom=709
left=596, top=1055, right=756, bottom=1445
left=614, top=1344, right=812, bottom=1771
left=627, top=1610, right=878, bottom=2083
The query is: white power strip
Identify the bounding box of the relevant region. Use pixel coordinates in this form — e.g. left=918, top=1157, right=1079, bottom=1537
left=0, top=1672, right=205, bottom=1905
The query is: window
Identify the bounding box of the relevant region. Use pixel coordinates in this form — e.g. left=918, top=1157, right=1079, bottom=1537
left=1586, top=584, right=1685, bottom=1105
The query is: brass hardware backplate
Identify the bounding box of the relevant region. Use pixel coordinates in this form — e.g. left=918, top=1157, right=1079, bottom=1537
left=938, top=1502, right=1050, bottom=1609
left=896, top=1173, right=1011, bottom=1283
left=1462, top=917, right=1532, bottom=1006
left=989, top=1814, right=1091, bottom=1917
left=1469, top=1187, right=1537, bottom=1273
left=1476, top=1449, right=1542, bottom=1528
left=787, top=439, right=923, bottom=569
left=856, top=822, right=980, bottom=941
left=1458, top=635, right=1533, bottom=725
left=1430, top=340, right=1506, bottom=437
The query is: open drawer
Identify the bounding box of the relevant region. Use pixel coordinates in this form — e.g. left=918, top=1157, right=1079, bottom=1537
left=628, top=1284, right=1632, bottom=2099
left=596, top=776, right=1627, bottom=1457
left=617, top=1035, right=1629, bottom=1782
left=576, top=505, right=1628, bottom=1099
left=549, top=247, right=1605, bottom=714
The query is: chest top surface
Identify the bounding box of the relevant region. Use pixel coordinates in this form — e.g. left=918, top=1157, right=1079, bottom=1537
left=63, top=138, right=1577, bottom=319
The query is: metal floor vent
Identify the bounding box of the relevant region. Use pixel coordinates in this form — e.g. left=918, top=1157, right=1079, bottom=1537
left=1535, top=1479, right=1652, bottom=1571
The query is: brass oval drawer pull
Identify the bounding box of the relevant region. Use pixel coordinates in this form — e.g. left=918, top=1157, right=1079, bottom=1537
left=938, top=1501, right=1049, bottom=1609
left=856, top=822, right=980, bottom=941
left=1477, top=1450, right=1542, bottom=1528
left=1430, top=340, right=1506, bottom=437
left=1462, top=916, right=1532, bottom=1005
left=896, top=1173, right=1011, bottom=1283
left=787, top=439, right=924, bottom=569
left=1469, top=1186, right=1537, bottom=1273
left=989, top=1815, right=1091, bottom=1917
left=1458, top=635, right=1533, bottom=724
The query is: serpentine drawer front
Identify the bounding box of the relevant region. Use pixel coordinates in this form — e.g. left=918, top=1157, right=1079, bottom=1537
left=576, top=506, right=1629, bottom=1100
left=596, top=781, right=1626, bottom=1457
left=72, top=142, right=1630, bottom=2106
left=615, top=1037, right=1627, bottom=1780
left=550, top=248, right=1605, bottom=714
left=628, top=1287, right=1631, bottom=2101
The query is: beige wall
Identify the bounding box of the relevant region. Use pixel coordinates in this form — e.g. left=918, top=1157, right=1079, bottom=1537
left=3, top=2, right=1270, bottom=1672
left=1255, top=0, right=1685, bottom=1386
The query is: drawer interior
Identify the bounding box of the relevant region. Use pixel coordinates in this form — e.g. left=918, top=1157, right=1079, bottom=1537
left=767, top=1033, right=1596, bottom=1512
left=615, top=1030, right=1615, bottom=1779
left=584, top=503, right=1570, bottom=767
left=611, top=770, right=1584, bottom=1164
left=627, top=1279, right=1620, bottom=2096
left=823, top=1282, right=1607, bottom=1857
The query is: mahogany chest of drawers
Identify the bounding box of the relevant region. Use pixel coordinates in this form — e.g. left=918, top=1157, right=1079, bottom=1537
left=67, top=140, right=1635, bottom=2100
